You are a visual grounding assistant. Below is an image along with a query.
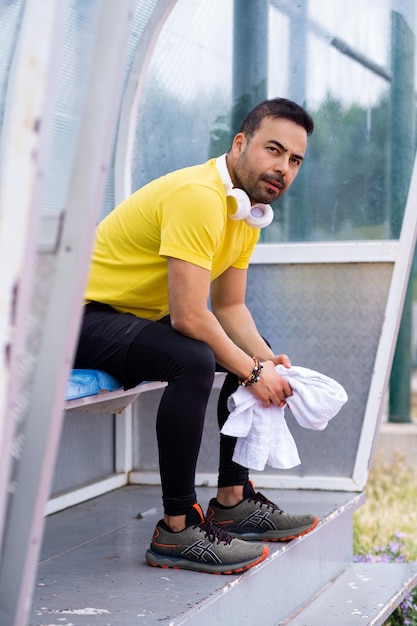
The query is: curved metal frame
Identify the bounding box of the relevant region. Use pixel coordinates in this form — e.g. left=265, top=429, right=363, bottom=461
left=0, top=2, right=136, bottom=624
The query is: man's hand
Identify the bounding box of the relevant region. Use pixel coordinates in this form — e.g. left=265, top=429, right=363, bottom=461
left=270, top=353, right=291, bottom=369
left=249, top=355, right=292, bottom=407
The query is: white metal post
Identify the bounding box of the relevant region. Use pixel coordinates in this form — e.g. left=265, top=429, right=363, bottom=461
left=0, top=2, right=136, bottom=625
left=0, top=0, right=68, bottom=559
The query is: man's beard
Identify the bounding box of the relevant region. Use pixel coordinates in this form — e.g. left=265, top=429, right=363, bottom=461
left=233, top=153, right=285, bottom=204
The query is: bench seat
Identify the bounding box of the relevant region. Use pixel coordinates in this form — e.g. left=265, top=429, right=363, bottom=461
left=65, top=369, right=167, bottom=414
left=64, top=369, right=225, bottom=414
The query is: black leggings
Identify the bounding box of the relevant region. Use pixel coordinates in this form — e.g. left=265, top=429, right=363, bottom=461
left=74, top=303, right=249, bottom=515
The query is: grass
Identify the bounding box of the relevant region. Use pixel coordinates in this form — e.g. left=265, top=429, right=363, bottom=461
left=353, top=452, right=417, bottom=625
left=354, top=452, right=417, bottom=562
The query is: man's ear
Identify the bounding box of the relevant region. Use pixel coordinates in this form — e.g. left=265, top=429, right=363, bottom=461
left=231, top=132, right=246, bottom=156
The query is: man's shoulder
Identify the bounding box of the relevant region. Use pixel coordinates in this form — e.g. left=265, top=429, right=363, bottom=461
left=165, top=158, right=220, bottom=187
left=140, top=159, right=224, bottom=210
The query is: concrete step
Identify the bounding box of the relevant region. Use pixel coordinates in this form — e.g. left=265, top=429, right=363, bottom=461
left=31, top=485, right=364, bottom=625
left=280, top=562, right=417, bottom=626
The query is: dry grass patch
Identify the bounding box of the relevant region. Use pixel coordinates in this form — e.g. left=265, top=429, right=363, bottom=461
left=354, top=452, right=417, bottom=561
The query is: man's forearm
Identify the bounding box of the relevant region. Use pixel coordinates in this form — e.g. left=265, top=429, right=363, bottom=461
left=171, top=306, right=259, bottom=379
left=212, top=303, right=276, bottom=362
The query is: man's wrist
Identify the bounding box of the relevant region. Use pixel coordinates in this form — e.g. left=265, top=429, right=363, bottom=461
left=238, top=358, right=263, bottom=387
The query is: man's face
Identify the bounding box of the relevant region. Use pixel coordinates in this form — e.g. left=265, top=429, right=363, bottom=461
left=231, top=116, right=308, bottom=204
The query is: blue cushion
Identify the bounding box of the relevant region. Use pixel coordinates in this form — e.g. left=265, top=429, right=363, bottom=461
left=66, top=369, right=122, bottom=401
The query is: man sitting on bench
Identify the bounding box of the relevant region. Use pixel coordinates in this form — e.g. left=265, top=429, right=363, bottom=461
left=74, top=98, right=318, bottom=575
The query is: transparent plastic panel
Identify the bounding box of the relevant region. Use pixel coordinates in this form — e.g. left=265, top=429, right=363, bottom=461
left=38, top=0, right=164, bottom=229
left=132, top=0, right=417, bottom=242
left=0, top=0, right=25, bottom=141
left=100, top=0, right=162, bottom=220
left=41, top=0, right=99, bottom=217
left=133, top=0, right=233, bottom=187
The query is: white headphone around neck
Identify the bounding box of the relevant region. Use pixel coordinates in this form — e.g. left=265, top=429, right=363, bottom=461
left=215, top=154, right=274, bottom=229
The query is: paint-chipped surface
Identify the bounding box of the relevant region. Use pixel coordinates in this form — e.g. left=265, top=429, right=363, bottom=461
left=283, top=563, right=417, bottom=625
left=30, top=485, right=362, bottom=625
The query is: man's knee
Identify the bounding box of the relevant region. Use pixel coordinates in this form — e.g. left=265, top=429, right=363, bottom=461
left=181, top=338, right=216, bottom=377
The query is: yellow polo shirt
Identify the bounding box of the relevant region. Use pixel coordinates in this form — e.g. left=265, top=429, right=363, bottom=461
left=85, top=159, right=260, bottom=320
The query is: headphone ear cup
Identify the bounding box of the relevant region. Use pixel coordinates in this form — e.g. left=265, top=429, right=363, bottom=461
left=226, top=187, right=273, bottom=228
left=244, top=204, right=274, bottom=228
left=226, top=188, right=251, bottom=221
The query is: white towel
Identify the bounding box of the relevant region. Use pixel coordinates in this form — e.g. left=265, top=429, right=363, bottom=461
left=221, top=365, right=348, bottom=471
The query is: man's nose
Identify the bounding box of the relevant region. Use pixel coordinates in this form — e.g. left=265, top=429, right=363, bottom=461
left=273, top=154, right=289, bottom=174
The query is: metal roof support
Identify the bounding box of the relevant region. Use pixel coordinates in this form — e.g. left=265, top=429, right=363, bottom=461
left=0, top=2, right=135, bottom=625
left=231, top=0, right=269, bottom=138
left=388, top=5, right=416, bottom=423
left=0, top=0, right=69, bottom=561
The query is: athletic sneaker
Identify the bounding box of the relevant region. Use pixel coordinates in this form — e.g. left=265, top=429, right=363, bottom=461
left=206, top=480, right=318, bottom=542
left=146, top=503, right=269, bottom=574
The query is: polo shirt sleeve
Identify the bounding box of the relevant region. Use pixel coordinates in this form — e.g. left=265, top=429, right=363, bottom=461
left=232, top=227, right=260, bottom=269
left=159, top=183, right=225, bottom=270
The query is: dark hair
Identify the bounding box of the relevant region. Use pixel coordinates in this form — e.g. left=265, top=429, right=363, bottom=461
left=238, top=97, right=314, bottom=138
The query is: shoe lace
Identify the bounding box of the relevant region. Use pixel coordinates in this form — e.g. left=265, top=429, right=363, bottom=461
left=249, top=490, right=284, bottom=514
left=196, top=517, right=233, bottom=545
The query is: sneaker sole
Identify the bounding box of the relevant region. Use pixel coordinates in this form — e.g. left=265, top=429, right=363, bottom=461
left=223, top=516, right=319, bottom=542
left=145, top=545, right=269, bottom=574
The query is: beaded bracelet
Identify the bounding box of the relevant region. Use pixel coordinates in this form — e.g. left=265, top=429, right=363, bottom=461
left=239, top=358, right=263, bottom=387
